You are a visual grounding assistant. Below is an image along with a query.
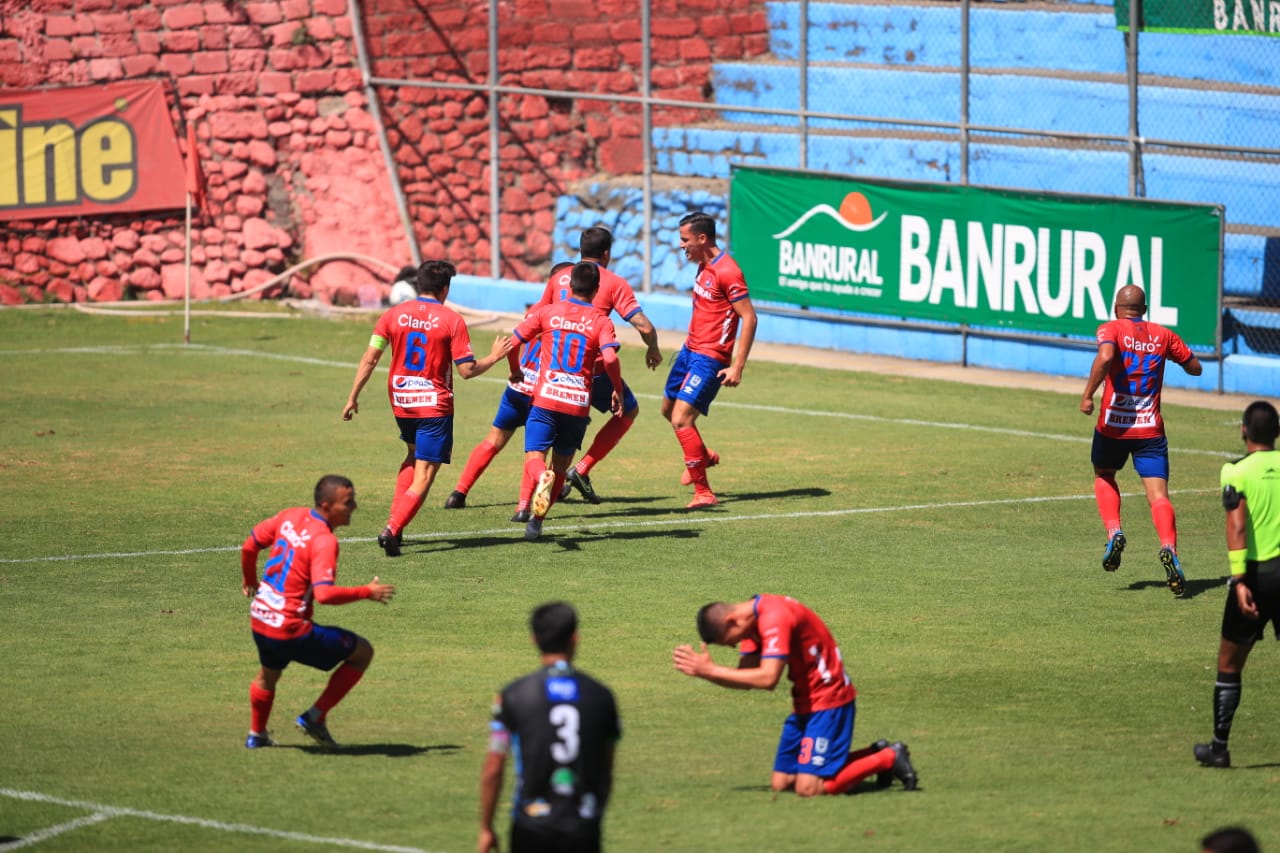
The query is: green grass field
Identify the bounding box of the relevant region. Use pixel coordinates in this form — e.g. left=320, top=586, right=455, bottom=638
left=1, top=306, right=1275, bottom=852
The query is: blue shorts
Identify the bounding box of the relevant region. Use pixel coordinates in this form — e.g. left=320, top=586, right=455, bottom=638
left=589, top=372, right=637, bottom=415
left=492, top=386, right=533, bottom=432
left=395, top=415, right=454, bottom=464
left=1090, top=431, right=1169, bottom=479
left=525, top=405, right=590, bottom=457
left=663, top=346, right=725, bottom=416
left=773, top=702, right=856, bottom=779
left=253, top=624, right=358, bottom=672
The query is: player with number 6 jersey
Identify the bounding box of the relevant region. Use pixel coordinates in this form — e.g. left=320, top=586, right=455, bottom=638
left=343, top=260, right=511, bottom=556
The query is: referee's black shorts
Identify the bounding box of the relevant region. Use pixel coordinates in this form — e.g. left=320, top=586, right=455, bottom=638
left=1221, top=556, right=1280, bottom=644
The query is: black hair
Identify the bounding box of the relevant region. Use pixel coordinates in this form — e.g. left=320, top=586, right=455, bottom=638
left=695, top=602, right=725, bottom=644
left=531, top=601, right=577, bottom=654
left=580, top=226, right=613, bottom=259
left=679, top=211, right=717, bottom=241
left=394, top=264, right=417, bottom=283
left=314, top=474, right=354, bottom=506
left=570, top=261, right=600, bottom=297
left=1243, top=400, right=1279, bottom=445
left=1200, top=827, right=1260, bottom=853
left=417, top=260, right=457, bottom=296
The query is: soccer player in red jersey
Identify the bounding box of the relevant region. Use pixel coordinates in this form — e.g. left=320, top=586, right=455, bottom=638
left=663, top=211, right=758, bottom=508
left=342, top=260, right=511, bottom=556
left=1080, top=284, right=1203, bottom=595
left=673, top=594, right=918, bottom=796
left=508, top=261, right=624, bottom=540
left=545, top=227, right=662, bottom=505
left=240, top=475, right=396, bottom=749
left=442, top=263, right=572, bottom=523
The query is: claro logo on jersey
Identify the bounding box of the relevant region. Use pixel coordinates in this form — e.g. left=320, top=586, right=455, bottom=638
left=278, top=520, right=311, bottom=548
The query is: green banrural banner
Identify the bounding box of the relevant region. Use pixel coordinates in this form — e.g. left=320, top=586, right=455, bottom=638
left=730, top=167, right=1222, bottom=350
left=1114, top=0, right=1280, bottom=36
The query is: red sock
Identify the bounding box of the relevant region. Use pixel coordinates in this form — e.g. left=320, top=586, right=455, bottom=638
left=517, top=465, right=537, bottom=508
left=249, top=683, right=274, bottom=734
left=676, top=427, right=711, bottom=492
left=456, top=440, right=500, bottom=494
left=387, top=489, right=425, bottom=535
left=1093, top=474, right=1122, bottom=532
left=577, top=415, right=633, bottom=475
left=393, top=462, right=414, bottom=506
left=1150, top=497, right=1177, bottom=549
left=550, top=471, right=566, bottom=511
left=822, top=746, right=896, bottom=795
left=314, top=663, right=365, bottom=720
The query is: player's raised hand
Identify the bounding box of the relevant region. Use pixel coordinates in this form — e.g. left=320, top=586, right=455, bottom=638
left=489, top=334, right=514, bottom=358
left=672, top=642, right=712, bottom=677
left=366, top=576, right=396, bottom=603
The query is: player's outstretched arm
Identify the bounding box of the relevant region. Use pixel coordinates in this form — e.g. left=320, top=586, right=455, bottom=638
left=458, top=335, right=514, bottom=380
left=312, top=576, right=396, bottom=605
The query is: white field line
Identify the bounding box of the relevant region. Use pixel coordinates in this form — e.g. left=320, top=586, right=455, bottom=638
left=0, top=811, right=112, bottom=850
left=5, top=343, right=1238, bottom=460
left=0, top=490, right=1215, bottom=566
left=0, top=788, right=435, bottom=853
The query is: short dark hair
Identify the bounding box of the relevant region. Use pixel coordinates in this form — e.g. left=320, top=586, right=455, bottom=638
left=695, top=602, right=727, bottom=644
left=417, top=260, right=457, bottom=296
left=1201, top=827, right=1260, bottom=853
left=314, top=474, right=354, bottom=506
left=580, top=226, right=613, bottom=259
left=1243, top=400, right=1279, bottom=445
left=570, top=261, right=600, bottom=298
left=394, top=264, right=417, bottom=283
left=530, top=602, right=577, bottom=654
left=679, top=211, right=716, bottom=240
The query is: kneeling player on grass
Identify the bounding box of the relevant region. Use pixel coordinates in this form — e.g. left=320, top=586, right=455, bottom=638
left=673, top=594, right=918, bottom=796
left=240, top=475, right=396, bottom=749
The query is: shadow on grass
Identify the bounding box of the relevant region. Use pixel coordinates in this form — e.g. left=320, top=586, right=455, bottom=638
left=1124, top=575, right=1224, bottom=600
left=291, top=743, right=462, bottom=757
left=403, top=527, right=702, bottom=554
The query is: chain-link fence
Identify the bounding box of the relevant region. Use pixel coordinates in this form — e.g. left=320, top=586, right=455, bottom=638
left=361, top=0, right=1280, bottom=361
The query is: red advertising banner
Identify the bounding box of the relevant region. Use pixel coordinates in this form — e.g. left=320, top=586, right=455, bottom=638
left=0, top=81, right=187, bottom=222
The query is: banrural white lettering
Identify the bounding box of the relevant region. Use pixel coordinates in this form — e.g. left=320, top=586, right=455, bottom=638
left=897, top=215, right=1179, bottom=326
left=1214, top=0, right=1280, bottom=33
left=778, top=240, right=883, bottom=285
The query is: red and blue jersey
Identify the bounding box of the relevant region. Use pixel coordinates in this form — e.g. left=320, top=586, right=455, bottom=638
left=512, top=298, right=619, bottom=417
left=371, top=297, right=476, bottom=418
left=686, top=251, right=750, bottom=364
left=739, top=594, right=856, bottom=714
left=537, top=263, right=641, bottom=375
left=1094, top=317, right=1194, bottom=440
left=244, top=507, right=340, bottom=641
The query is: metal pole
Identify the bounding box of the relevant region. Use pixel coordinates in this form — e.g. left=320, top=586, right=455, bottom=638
left=642, top=0, right=653, bottom=293
left=799, top=0, right=808, bottom=170
left=1126, top=0, right=1143, bottom=197
left=489, top=0, right=501, bottom=277
left=960, top=0, right=970, bottom=184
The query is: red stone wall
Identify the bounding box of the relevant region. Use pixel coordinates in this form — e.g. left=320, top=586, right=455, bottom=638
left=0, top=0, right=770, bottom=304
